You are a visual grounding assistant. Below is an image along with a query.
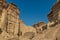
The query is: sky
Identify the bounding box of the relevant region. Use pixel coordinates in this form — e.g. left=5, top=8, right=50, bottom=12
left=7, top=0, right=56, bottom=26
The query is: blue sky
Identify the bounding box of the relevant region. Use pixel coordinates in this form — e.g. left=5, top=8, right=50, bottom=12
left=7, top=0, right=56, bottom=26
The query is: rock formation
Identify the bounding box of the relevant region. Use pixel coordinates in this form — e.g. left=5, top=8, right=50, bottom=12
left=0, top=0, right=60, bottom=40
left=20, top=0, right=60, bottom=40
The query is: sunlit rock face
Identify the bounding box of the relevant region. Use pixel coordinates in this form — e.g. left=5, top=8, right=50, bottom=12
left=19, top=20, right=36, bottom=36
left=33, top=22, right=47, bottom=34
left=20, top=1, right=60, bottom=40
left=19, top=20, right=36, bottom=40
left=16, top=0, right=60, bottom=40
left=0, top=0, right=20, bottom=40
left=0, top=0, right=60, bottom=40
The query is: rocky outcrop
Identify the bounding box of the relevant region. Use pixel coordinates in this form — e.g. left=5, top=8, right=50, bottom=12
left=0, top=0, right=60, bottom=40
left=19, top=20, right=36, bottom=36
left=20, top=1, right=60, bottom=40
left=33, top=22, right=47, bottom=34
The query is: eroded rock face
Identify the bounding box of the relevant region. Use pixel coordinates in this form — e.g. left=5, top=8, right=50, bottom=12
left=23, top=32, right=35, bottom=39
left=20, top=38, right=31, bottom=40
left=0, top=0, right=60, bottom=40
left=0, top=30, right=11, bottom=40
left=19, top=32, right=35, bottom=40
left=33, top=22, right=47, bottom=34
